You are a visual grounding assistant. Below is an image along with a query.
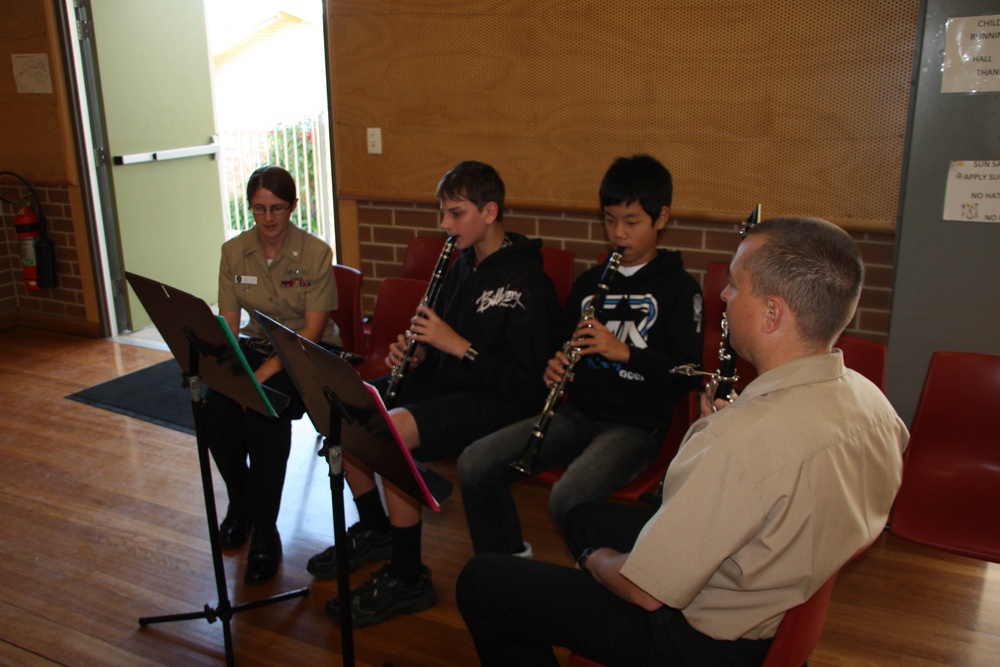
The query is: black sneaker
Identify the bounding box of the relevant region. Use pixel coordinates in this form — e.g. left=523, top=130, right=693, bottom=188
left=325, top=564, right=436, bottom=627
left=306, top=524, right=392, bottom=579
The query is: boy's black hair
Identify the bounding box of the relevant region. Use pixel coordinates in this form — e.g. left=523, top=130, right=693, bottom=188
left=599, top=154, right=672, bottom=222
left=436, top=161, right=505, bottom=222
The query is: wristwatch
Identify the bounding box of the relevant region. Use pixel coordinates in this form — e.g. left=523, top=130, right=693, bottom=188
left=576, top=546, right=596, bottom=572
left=463, top=345, right=479, bottom=363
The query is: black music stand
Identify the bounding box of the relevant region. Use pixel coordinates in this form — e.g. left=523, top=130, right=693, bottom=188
left=125, top=272, right=310, bottom=667
left=256, top=312, right=438, bottom=667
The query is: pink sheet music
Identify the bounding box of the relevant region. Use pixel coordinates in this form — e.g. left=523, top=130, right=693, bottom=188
left=363, top=382, right=441, bottom=512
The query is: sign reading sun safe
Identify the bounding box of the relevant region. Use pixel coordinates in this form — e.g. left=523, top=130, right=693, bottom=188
left=943, top=160, right=1000, bottom=223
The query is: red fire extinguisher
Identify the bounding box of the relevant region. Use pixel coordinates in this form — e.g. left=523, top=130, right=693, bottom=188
left=14, top=201, right=42, bottom=290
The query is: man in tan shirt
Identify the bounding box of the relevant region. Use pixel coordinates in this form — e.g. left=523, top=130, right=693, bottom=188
left=457, top=216, right=909, bottom=666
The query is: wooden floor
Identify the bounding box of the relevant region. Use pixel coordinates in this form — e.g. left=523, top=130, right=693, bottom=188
left=0, top=326, right=997, bottom=667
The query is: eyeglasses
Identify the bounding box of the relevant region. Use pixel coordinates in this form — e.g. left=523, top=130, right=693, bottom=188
left=250, top=204, right=291, bottom=216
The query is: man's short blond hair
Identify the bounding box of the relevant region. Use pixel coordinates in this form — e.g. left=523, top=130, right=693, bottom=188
left=742, top=217, right=863, bottom=345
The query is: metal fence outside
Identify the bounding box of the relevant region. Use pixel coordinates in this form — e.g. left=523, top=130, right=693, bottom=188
left=219, top=108, right=336, bottom=247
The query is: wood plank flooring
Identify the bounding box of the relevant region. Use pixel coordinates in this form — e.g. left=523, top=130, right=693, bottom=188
left=0, top=326, right=997, bottom=666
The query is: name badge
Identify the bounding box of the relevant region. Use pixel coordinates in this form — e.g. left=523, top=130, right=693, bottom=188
left=235, top=275, right=258, bottom=285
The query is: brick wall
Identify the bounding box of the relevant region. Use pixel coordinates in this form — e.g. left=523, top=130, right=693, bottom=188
left=355, top=200, right=895, bottom=342
left=0, top=183, right=87, bottom=324
left=0, top=189, right=896, bottom=342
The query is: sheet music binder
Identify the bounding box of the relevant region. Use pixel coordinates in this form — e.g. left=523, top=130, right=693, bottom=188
left=125, top=271, right=289, bottom=416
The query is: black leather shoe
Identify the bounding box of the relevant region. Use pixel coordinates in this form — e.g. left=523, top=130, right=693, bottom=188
left=244, top=526, right=281, bottom=585
left=219, top=510, right=250, bottom=550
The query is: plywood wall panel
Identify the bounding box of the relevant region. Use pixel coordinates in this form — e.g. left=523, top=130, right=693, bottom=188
left=328, top=1, right=917, bottom=231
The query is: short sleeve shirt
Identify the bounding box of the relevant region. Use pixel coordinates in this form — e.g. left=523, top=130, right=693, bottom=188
left=218, top=224, right=340, bottom=345
left=620, top=351, right=908, bottom=640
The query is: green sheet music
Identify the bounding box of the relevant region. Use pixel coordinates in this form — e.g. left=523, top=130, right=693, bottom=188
left=215, top=315, right=278, bottom=418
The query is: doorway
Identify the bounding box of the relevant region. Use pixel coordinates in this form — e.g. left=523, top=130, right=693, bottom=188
left=205, top=0, right=337, bottom=249
left=63, top=0, right=336, bottom=336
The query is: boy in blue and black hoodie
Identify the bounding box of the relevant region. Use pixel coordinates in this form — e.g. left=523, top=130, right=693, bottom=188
left=459, top=154, right=703, bottom=556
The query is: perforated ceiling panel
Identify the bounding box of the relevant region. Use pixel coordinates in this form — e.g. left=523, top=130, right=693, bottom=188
left=330, top=1, right=918, bottom=229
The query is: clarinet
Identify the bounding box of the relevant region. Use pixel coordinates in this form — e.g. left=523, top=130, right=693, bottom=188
left=711, top=204, right=761, bottom=402
left=671, top=205, right=761, bottom=404
left=509, top=247, right=625, bottom=476
left=707, top=312, right=740, bottom=402
left=383, top=236, right=457, bottom=408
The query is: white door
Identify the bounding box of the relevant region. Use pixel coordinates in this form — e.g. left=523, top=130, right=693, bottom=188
left=78, top=0, right=225, bottom=331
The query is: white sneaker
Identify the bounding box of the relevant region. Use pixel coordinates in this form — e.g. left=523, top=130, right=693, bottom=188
left=512, top=542, right=533, bottom=559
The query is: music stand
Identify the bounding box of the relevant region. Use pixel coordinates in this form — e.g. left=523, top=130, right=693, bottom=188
left=125, top=272, right=310, bottom=667
left=256, top=312, right=438, bottom=667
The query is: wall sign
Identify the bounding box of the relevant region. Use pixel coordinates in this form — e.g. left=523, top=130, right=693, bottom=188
left=942, top=14, right=1000, bottom=93
left=11, top=54, right=53, bottom=94
left=943, top=160, right=1000, bottom=222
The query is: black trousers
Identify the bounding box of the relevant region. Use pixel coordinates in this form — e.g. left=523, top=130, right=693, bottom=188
left=203, top=345, right=306, bottom=529
left=368, top=370, right=528, bottom=462
left=456, top=501, right=772, bottom=667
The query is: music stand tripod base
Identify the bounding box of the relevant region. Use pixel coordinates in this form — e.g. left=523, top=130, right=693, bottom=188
left=135, top=378, right=309, bottom=665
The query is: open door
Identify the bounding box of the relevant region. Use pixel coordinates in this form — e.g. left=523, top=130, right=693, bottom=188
left=73, top=0, right=225, bottom=331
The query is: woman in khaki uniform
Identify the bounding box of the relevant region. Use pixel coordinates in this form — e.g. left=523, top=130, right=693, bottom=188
left=205, top=165, right=339, bottom=585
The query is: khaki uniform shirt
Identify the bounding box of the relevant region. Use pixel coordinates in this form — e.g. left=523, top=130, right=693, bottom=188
left=621, top=351, right=908, bottom=640
left=218, top=224, right=340, bottom=345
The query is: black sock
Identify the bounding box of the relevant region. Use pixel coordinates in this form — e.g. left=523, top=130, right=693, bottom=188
left=388, top=522, right=423, bottom=584
left=354, top=489, right=389, bottom=532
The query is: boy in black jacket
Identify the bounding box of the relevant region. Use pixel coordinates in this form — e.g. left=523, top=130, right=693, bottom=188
left=315, top=161, right=561, bottom=627
left=458, top=154, right=703, bottom=556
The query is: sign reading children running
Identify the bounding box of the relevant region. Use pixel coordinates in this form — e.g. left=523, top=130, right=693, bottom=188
left=943, top=160, right=1000, bottom=223
left=942, top=14, right=1000, bottom=93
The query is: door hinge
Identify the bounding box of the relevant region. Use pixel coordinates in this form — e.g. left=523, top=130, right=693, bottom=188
left=114, top=277, right=126, bottom=296
left=95, top=147, right=107, bottom=167
left=77, top=19, right=91, bottom=41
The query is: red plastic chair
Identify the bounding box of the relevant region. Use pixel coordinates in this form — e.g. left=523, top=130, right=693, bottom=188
left=760, top=568, right=842, bottom=667
left=540, top=246, right=575, bottom=305
left=401, top=236, right=451, bottom=279
left=888, top=351, right=1000, bottom=563
left=834, top=334, right=887, bottom=392
left=569, top=566, right=843, bottom=667
left=353, top=277, right=429, bottom=381
left=330, top=264, right=364, bottom=356
left=362, top=236, right=452, bottom=342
